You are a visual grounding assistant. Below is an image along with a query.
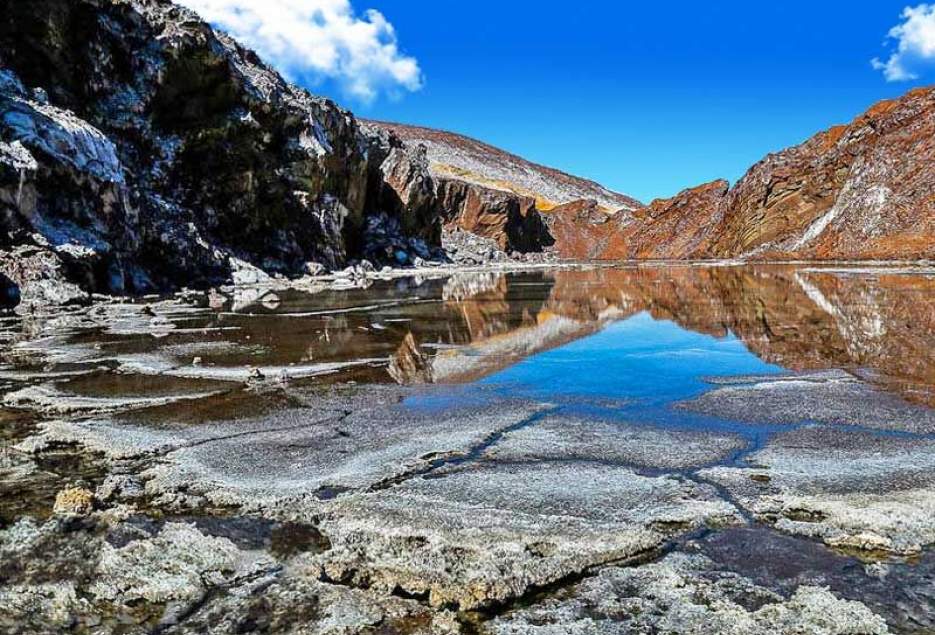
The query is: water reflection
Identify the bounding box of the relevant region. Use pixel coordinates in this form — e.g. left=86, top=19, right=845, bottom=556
left=390, top=265, right=935, bottom=407
left=4, top=265, right=935, bottom=409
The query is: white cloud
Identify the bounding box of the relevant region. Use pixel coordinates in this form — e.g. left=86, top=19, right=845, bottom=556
left=176, top=0, right=423, bottom=102
left=872, top=4, right=935, bottom=81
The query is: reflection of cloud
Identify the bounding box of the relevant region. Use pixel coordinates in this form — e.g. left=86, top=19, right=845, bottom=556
left=872, top=4, right=935, bottom=81
left=176, top=0, right=423, bottom=102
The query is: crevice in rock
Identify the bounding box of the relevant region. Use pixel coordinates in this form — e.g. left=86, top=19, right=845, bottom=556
left=455, top=539, right=691, bottom=633
left=364, top=406, right=560, bottom=493
left=160, top=409, right=354, bottom=456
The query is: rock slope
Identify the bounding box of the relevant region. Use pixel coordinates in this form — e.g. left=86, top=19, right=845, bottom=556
left=0, top=0, right=388, bottom=296
left=711, top=88, right=935, bottom=260
left=0, top=0, right=629, bottom=311
left=552, top=87, right=935, bottom=261
left=0, top=0, right=510, bottom=308
left=364, top=120, right=641, bottom=213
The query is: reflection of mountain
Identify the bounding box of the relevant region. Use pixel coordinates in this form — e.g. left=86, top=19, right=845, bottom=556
left=390, top=272, right=615, bottom=384
left=553, top=267, right=935, bottom=406
left=389, top=267, right=935, bottom=406
left=155, top=266, right=933, bottom=405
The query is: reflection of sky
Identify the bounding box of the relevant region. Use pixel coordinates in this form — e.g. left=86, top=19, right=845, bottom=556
left=405, top=311, right=796, bottom=453
left=481, top=311, right=784, bottom=404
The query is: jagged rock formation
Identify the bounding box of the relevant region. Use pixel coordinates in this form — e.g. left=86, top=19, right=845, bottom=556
left=602, top=179, right=730, bottom=259
left=0, top=0, right=386, bottom=296
left=540, top=200, right=615, bottom=260
left=0, top=0, right=490, bottom=308
left=431, top=178, right=553, bottom=253
left=363, top=120, right=641, bottom=213
left=362, top=121, right=556, bottom=256
left=712, top=87, right=935, bottom=260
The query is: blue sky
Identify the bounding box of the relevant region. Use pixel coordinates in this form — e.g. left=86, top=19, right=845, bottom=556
left=181, top=1, right=935, bottom=203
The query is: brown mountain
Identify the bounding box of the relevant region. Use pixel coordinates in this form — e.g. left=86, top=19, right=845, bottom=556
left=550, top=87, right=935, bottom=261
left=709, top=87, right=935, bottom=260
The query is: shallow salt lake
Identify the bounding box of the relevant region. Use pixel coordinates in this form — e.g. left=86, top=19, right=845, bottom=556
left=3, top=263, right=935, bottom=633
left=9, top=263, right=933, bottom=409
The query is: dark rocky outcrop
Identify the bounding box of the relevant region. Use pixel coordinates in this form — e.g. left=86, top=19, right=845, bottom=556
left=0, top=245, right=89, bottom=310
left=0, top=0, right=462, bottom=307
left=362, top=125, right=440, bottom=251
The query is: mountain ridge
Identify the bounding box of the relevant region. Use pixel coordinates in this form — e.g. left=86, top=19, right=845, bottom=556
left=363, top=119, right=642, bottom=213
left=548, top=86, right=935, bottom=262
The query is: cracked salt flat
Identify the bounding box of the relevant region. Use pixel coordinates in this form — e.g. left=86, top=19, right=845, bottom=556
left=4, top=265, right=935, bottom=633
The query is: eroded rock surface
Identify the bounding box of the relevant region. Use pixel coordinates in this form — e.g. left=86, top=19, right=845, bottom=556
left=487, top=553, right=890, bottom=635
left=0, top=516, right=442, bottom=635
left=320, top=461, right=738, bottom=610
left=700, top=425, right=935, bottom=556
left=2, top=265, right=934, bottom=633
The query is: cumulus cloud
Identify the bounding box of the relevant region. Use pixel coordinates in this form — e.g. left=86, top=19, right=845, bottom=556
left=176, top=0, right=423, bottom=102
left=872, top=4, right=935, bottom=81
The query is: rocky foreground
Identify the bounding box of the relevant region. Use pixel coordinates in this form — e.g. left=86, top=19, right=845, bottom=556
left=0, top=264, right=934, bottom=633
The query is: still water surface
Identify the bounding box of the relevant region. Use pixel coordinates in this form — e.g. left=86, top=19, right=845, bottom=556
left=6, top=263, right=933, bottom=419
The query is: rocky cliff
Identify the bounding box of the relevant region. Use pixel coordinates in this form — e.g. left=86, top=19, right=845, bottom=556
left=0, top=0, right=625, bottom=310
left=0, top=0, right=462, bottom=308
left=364, top=121, right=641, bottom=213
left=575, top=87, right=935, bottom=262
left=712, top=87, right=935, bottom=260
left=0, top=0, right=382, bottom=301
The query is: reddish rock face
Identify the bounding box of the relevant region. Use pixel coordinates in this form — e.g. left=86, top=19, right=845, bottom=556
left=599, top=180, right=729, bottom=260
left=433, top=178, right=553, bottom=253
left=542, top=200, right=616, bottom=259
left=710, top=87, right=935, bottom=260
left=554, top=86, right=935, bottom=262
left=546, top=181, right=729, bottom=261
